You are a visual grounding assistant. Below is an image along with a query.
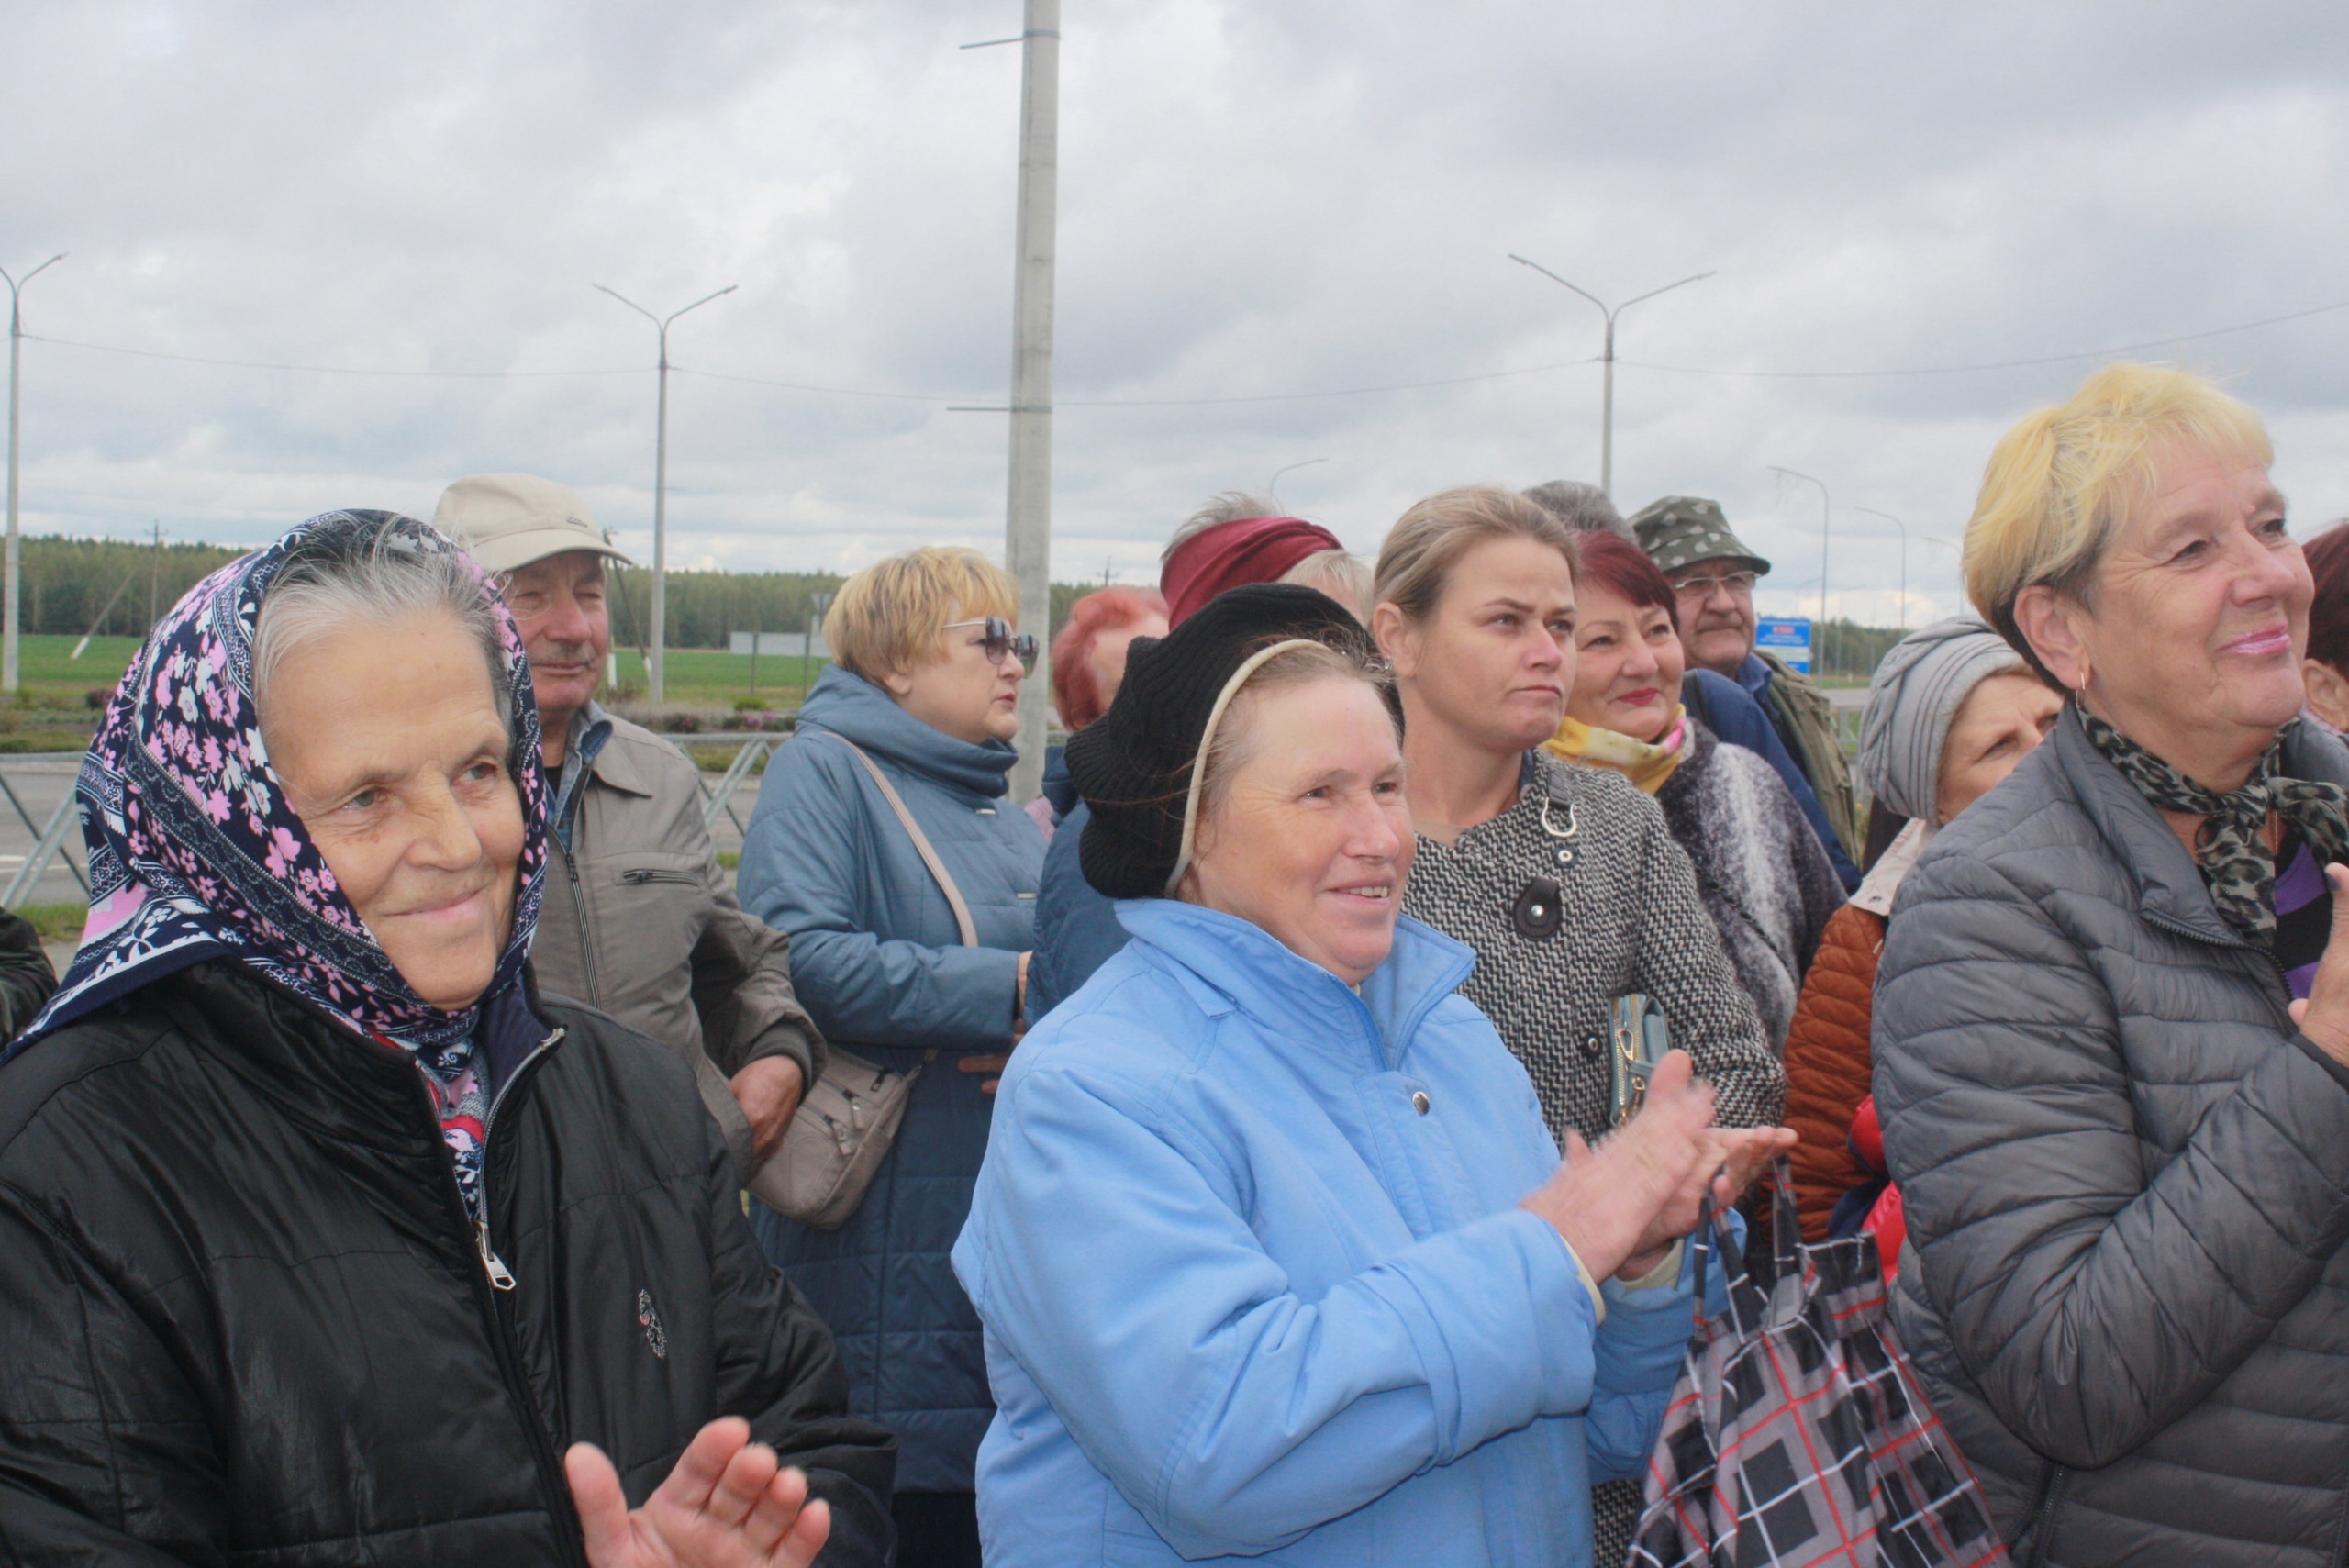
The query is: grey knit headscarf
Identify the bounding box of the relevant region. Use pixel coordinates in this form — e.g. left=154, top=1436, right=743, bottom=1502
left=1857, top=616, right=2029, bottom=823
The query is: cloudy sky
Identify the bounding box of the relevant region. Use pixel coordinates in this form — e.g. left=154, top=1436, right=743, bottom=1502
left=5, top=1, right=2347, bottom=625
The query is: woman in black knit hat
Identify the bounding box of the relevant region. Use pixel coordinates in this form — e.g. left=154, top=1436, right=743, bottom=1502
left=952, top=582, right=1789, bottom=1567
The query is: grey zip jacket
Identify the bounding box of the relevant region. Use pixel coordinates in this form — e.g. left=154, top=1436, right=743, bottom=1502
left=534, top=706, right=821, bottom=1178
left=1876, top=707, right=2349, bottom=1566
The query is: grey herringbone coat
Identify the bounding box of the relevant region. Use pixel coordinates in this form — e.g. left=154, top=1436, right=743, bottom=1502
left=1405, top=753, right=1783, bottom=1148
left=1876, top=708, right=2349, bottom=1566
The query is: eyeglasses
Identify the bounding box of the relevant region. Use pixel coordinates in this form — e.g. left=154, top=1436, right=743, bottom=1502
left=1667, top=570, right=1759, bottom=598
left=945, top=616, right=1038, bottom=670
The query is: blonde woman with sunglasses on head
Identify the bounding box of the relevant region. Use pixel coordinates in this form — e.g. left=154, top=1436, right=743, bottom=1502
left=738, top=546, right=1046, bottom=1568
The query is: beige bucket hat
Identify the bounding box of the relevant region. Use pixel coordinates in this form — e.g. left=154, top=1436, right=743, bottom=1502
left=431, top=473, right=636, bottom=575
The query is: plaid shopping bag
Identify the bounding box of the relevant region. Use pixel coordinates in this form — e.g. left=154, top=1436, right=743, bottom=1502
left=1629, top=1160, right=2010, bottom=1568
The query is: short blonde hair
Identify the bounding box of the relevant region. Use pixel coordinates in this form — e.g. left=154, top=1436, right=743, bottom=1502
left=825, top=546, right=1019, bottom=682
left=1375, top=485, right=1576, bottom=622
left=1280, top=549, right=1374, bottom=621
left=1965, top=362, right=2272, bottom=667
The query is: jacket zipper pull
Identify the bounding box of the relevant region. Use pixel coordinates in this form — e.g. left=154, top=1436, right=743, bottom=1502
left=477, top=1222, right=518, bottom=1291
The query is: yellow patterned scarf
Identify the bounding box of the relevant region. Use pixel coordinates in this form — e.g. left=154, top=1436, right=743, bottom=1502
left=1542, top=707, right=1690, bottom=795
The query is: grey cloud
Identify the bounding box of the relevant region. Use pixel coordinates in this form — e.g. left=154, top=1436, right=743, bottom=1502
left=2, top=0, right=2345, bottom=623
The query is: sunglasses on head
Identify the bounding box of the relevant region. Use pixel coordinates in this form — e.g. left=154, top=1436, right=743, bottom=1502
left=945, top=616, right=1039, bottom=669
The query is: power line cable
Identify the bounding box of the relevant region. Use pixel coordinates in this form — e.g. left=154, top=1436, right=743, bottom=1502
left=20, top=294, right=2349, bottom=399
left=25, top=334, right=642, bottom=379
left=1617, top=298, right=2349, bottom=380
left=672, top=357, right=1609, bottom=406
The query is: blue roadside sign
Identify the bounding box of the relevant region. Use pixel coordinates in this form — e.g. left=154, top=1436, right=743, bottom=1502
left=1755, top=616, right=1812, bottom=674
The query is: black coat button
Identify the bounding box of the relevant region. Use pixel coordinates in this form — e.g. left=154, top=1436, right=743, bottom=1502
left=1511, top=877, right=1563, bottom=940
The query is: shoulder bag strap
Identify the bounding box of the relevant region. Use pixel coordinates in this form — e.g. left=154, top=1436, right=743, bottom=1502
left=829, top=736, right=979, bottom=948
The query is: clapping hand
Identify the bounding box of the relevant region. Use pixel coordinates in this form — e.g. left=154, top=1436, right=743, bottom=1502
left=1519, top=1050, right=1795, bottom=1282
left=567, top=1418, right=830, bottom=1568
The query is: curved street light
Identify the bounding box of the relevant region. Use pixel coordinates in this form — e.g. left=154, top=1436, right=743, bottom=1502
left=1, top=253, right=65, bottom=695
left=1509, top=255, right=1713, bottom=499
left=596, top=282, right=738, bottom=704
left=1267, top=457, right=1328, bottom=506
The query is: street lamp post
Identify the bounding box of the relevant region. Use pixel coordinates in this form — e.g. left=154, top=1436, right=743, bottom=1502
left=1770, top=465, right=1831, bottom=675
left=1267, top=457, right=1328, bottom=506
left=1856, top=506, right=1909, bottom=631
left=2, top=253, right=65, bottom=696
left=596, top=281, right=737, bottom=705
left=1508, top=255, right=1713, bottom=500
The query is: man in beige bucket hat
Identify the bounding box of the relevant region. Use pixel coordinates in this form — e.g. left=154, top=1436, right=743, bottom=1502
left=435, top=473, right=822, bottom=1178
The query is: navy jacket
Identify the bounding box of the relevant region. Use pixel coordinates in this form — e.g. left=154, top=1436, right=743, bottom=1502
left=736, top=664, right=1045, bottom=1493
left=1684, top=668, right=1862, bottom=891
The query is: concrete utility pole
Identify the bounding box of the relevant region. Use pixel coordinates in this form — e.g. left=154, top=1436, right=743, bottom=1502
left=1771, top=465, right=1832, bottom=673
left=1509, top=255, right=1711, bottom=501
left=2, top=253, right=64, bottom=695
left=596, top=281, right=736, bottom=704
left=1002, top=0, right=1060, bottom=804
left=1856, top=506, right=1909, bottom=631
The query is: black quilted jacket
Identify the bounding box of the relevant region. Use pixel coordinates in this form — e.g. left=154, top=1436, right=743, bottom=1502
left=1876, top=710, right=2349, bottom=1566
left=0, top=959, right=895, bottom=1565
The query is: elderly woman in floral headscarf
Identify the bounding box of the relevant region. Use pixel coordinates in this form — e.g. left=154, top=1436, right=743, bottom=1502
left=0, top=511, right=894, bottom=1567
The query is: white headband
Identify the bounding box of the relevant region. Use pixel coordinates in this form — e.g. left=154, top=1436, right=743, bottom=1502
left=1164, top=638, right=1322, bottom=895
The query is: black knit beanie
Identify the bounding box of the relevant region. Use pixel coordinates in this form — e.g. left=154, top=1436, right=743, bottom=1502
left=1068, top=583, right=1379, bottom=900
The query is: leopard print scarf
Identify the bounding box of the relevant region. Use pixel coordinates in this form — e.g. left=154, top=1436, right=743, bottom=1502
left=2081, top=706, right=2349, bottom=946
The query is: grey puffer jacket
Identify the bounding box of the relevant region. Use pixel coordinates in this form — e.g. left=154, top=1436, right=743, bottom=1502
left=1876, top=707, right=2349, bottom=1567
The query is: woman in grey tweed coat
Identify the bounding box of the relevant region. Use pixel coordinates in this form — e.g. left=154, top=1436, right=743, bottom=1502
left=1372, top=485, right=1785, bottom=1567
left=1371, top=486, right=1785, bottom=1153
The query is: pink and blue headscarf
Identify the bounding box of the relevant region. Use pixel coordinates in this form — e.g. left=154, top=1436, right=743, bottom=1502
left=6, top=510, right=549, bottom=1063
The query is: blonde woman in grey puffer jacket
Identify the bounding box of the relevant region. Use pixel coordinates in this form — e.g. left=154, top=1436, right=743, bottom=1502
left=1876, top=362, right=2349, bottom=1566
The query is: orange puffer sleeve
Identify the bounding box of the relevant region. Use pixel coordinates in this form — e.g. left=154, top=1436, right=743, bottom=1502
left=1781, top=904, right=1887, bottom=1240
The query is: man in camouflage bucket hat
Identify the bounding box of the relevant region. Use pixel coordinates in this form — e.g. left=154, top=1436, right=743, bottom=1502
left=1631, top=495, right=1862, bottom=865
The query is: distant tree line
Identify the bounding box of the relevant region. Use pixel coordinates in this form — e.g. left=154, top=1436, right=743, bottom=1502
left=16, top=537, right=1108, bottom=651
left=16, top=537, right=1926, bottom=676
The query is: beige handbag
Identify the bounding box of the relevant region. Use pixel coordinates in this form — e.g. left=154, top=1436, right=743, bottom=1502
left=746, top=737, right=979, bottom=1230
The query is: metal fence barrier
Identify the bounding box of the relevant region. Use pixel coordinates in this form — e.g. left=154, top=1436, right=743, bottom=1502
left=680, top=734, right=780, bottom=836
left=0, top=753, right=91, bottom=910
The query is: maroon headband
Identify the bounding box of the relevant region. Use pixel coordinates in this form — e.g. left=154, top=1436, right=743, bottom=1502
left=1161, top=515, right=1345, bottom=628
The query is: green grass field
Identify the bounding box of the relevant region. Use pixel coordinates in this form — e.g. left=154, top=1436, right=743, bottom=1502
left=602, top=647, right=833, bottom=710
left=0, top=635, right=831, bottom=720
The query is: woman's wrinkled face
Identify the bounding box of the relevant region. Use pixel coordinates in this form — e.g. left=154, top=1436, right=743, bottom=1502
left=260, top=610, right=524, bottom=1012
left=2023, top=441, right=2308, bottom=778
left=886, top=604, right=1026, bottom=745
left=1377, top=534, right=1577, bottom=755
left=1567, top=582, right=1687, bottom=743
left=1933, top=671, right=2063, bottom=826
left=1184, top=677, right=1414, bottom=985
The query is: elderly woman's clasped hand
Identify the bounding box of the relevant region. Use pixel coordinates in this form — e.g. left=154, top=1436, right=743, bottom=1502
left=567, top=1421, right=830, bottom=1568
left=1520, top=1049, right=1797, bottom=1281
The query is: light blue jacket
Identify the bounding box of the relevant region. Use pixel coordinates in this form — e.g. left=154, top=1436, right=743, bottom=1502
left=738, top=663, right=1045, bottom=1492
left=953, top=899, right=1704, bottom=1566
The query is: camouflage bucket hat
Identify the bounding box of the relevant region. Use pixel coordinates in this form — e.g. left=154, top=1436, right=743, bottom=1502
left=1629, top=495, right=1772, bottom=578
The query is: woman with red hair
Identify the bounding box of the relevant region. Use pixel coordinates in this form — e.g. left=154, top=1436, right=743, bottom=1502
left=1544, top=531, right=1842, bottom=1047
left=2302, top=521, right=2349, bottom=733
left=1030, top=588, right=1169, bottom=835
left=1050, top=587, right=1168, bottom=734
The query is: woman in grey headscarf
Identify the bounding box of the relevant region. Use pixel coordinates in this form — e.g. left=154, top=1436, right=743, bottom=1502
left=1779, top=616, right=2060, bottom=1242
